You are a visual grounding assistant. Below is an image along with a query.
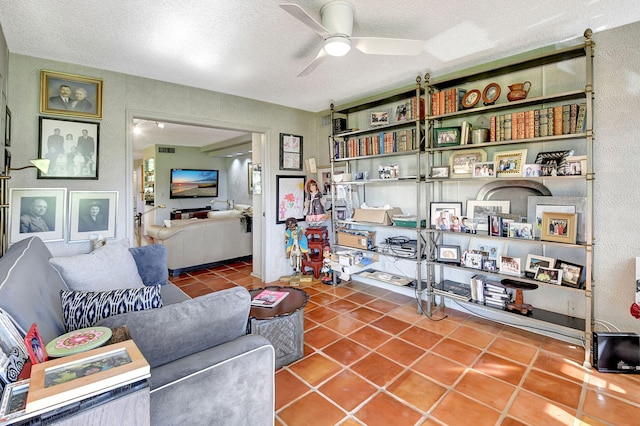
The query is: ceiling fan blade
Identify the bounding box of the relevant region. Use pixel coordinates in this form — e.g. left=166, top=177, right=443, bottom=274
left=351, top=37, right=425, bottom=56
left=279, top=3, right=331, bottom=38
left=297, top=48, right=329, bottom=77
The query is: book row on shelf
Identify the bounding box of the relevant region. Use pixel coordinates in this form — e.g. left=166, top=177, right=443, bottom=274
left=488, top=102, right=586, bottom=142
left=431, top=88, right=467, bottom=115
left=334, top=128, right=419, bottom=159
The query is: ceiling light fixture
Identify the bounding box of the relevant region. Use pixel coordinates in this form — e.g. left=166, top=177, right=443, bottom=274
left=324, top=36, right=351, bottom=56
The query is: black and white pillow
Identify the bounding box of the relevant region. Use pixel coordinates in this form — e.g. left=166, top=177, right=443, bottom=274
left=60, top=285, right=162, bottom=332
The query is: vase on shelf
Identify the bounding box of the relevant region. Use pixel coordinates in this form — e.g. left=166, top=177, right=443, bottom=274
left=507, top=81, right=531, bottom=101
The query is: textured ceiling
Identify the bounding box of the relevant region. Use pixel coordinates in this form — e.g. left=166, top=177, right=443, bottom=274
left=1, top=1, right=640, bottom=153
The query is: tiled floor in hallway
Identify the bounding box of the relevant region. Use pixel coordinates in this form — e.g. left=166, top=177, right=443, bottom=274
left=171, top=261, right=640, bottom=426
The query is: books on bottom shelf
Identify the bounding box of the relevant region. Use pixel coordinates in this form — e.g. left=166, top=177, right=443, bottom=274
left=251, top=289, right=289, bottom=307
left=435, top=280, right=471, bottom=301
left=25, top=340, right=149, bottom=413
left=483, top=280, right=512, bottom=309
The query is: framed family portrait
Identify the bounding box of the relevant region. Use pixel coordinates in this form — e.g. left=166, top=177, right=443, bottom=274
left=40, top=70, right=103, bottom=119
left=279, top=133, right=303, bottom=171
left=38, top=117, right=99, bottom=179
left=430, top=202, right=463, bottom=230
left=9, top=188, right=66, bottom=244
left=276, top=175, right=306, bottom=224
left=449, top=149, right=487, bottom=177
left=433, top=127, right=461, bottom=148
left=555, top=259, right=584, bottom=288
left=466, top=200, right=510, bottom=231
left=472, top=161, right=496, bottom=178
left=494, top=149, right=528, bottom=177
left=68, top=191, right=118, bottom=242
left=524, top=254, right=555, bottom=276
left=541, top=212, right=578, bottom=244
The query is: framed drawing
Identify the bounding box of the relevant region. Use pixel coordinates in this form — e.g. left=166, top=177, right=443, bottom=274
left=555, top=259, right=584, bottom=289
left=466, top=200, right=510, bottom=231
left=449, top=149, right=487, bottom=177
left=9, top=188, right=66, bottom=244
left=0, top=311, right=29, bottom=384
left=279, top=133, right=303, bottom=171
left=26, top=340, right=149, bottom=413
left=276, top=175, right=306, bottom=224
left=429, top=202, right=462, bottom=230
left=434, top=127, right=461, bottom=147
left=4, top=106, right=10, bottom=147
left=68, top=191, right=118, bottom=242
left=494, top=149, right=528, bottom=177
left=38, top=117, right=99, bottom=179
left=317, top=164, right=345, bottom=197
left=40, top=70, right=103, bottom=119
left=541, top=212, right=578, bottom=244
left=251, top=163, right=262, bottom=195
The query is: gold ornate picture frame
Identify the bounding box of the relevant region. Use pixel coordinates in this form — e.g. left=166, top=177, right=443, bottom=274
left=40, top=70, right=103, bottom=119
left=493, top=149, right=528, bottom=177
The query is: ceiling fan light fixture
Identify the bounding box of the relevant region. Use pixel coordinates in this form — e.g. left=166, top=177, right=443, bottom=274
left=324, top=36, right=351, bottom=56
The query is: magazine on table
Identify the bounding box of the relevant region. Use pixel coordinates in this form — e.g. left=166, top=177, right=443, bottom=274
left=251, top=290, right=289, bottom=307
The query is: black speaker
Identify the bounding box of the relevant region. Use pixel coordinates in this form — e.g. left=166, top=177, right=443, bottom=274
left=592, top=332, right=640, bottom=373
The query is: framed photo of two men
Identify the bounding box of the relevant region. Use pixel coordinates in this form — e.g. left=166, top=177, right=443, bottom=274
left=40, top=70, right=103, bottom=120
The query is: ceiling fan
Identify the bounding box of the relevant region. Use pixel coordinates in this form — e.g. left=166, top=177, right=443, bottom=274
left=279, top=1, right=425, bottom=76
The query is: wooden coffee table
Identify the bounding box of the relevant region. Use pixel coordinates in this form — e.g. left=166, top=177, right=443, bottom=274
left=249, top=286, right=308, bottom=368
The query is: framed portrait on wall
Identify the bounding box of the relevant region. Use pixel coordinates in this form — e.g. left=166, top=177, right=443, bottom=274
left=68, top=191, right=118, bottom=242
left=279, top=133, right=303, bottom=171
left=276, top=175, right=305, bottom=224
left=40, top=70, right=103, bottom=119
left=8, top=188, right=66, bottom=244
left=38, top=117, right=99, bottom=179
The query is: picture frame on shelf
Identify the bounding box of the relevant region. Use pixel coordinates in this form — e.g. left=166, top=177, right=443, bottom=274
left=0, top=379, right=29, bottom=422
left=499, top=255, right=522, bottom=276
left=468, top=237, right=508, bottom=261
left=555, top=259, right=584, bottom=289
left=493, top=149, right=528, bottom=177
left=40, top=70, right=103, bottom=119
left=24, top=323, right=48, bottom=364
left=430, top=166, right=450, bottom=179
left=564, top=155, right=586, bottom=176
left=68, top=191, right=118, bottom=242
left=26, top=340, right=149, bottom=413
left=9, top=188, right=66, bottom=244
left=464, top=252, right=484, bottom=270
left=523, top=164, right=541, bottom=177
left=483, top=259, right=498, bottom=272
left=449, top=149, right=487, bottom=177
left=526, top=196, right=586, bottom=241
left=524, top=254, right=555, bottom=276
left=276, top=175, right=306, bottom=224
left=38, top=116, right=99, bottom=179
left=335, top=207, right=347, bottom=221
left=433, top=127, right=461, bottom=148
left=465, top=200, right=510, bottom=232
left=317, top=164, right=345, bottom=197
left=482, top=82, right=501, bottom=105
left=541, top=212, right=578, bottom=244
left=461, top=89, right=481, bottom=109
left=508, top=222, right=533, bottom=239
left=534, top=150, right=574, bottom=176
left=429, top=202, right=462, bottom=230
left=472, top=161, right=496, bottom=178
left=378, top=164, right=399, bottom=179
left=534, top=266, right=563, bottom=285
left=370, top=111, right=389, bottom=127
left=436, top=245, right=461, bottom=263
left=279, top=133, right=303, bottom=171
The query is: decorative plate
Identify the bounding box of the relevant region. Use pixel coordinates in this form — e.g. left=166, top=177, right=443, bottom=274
left=45, top=326, right=112, bottom=358
left=461, top=89, right=481, bottom=109
left=482, top=83, right=501, bottom=105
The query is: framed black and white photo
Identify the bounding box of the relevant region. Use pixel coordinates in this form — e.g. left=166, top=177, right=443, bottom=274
left=40, top=70, right=103, bottom=119
left=466, top=200, right=510, bottom=231
left=9, top=188, right=66, bottom=244
left=38, top=117, right=99, bottom=179
left=279, top=133, right=303, bottom=171
left=69, top=191, right=117, bottom=242
left=534, top=150, right=574, bottom=176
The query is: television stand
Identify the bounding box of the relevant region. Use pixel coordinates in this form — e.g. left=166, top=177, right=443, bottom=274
left=170, top=206, right=213, bottom=220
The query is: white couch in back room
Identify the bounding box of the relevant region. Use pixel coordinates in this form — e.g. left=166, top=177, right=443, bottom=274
left=147, top=205, right=252, bottom=276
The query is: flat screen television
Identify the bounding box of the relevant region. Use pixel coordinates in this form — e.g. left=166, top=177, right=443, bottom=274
left=592, top=331, right=640, bottom=373
left=170, top=169, right=219, bottom=199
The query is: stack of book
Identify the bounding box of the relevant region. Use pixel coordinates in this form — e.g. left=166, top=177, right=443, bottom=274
left=470, top=274, right=485, bottom=303
left=483, top=280, right=511, bottom=309
left=435, top=280, right=472, bottom=301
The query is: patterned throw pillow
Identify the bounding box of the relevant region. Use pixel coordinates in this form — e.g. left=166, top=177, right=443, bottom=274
left=60, top=285, right=162, bottom=332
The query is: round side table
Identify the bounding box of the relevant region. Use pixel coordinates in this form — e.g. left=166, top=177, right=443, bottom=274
left=249, top=286, right=308, bottom=368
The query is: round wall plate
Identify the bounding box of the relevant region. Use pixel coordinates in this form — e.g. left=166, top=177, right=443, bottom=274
left=461, top=89, right=481, bottom=109
left=482, top=83, right=501, bottom=105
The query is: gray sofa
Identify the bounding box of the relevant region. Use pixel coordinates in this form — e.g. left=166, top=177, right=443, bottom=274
left=0, top=237, right=274, bottom=425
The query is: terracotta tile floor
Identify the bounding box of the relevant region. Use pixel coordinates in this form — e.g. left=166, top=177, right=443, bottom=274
left=171, top=261, right=640, bottom=425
